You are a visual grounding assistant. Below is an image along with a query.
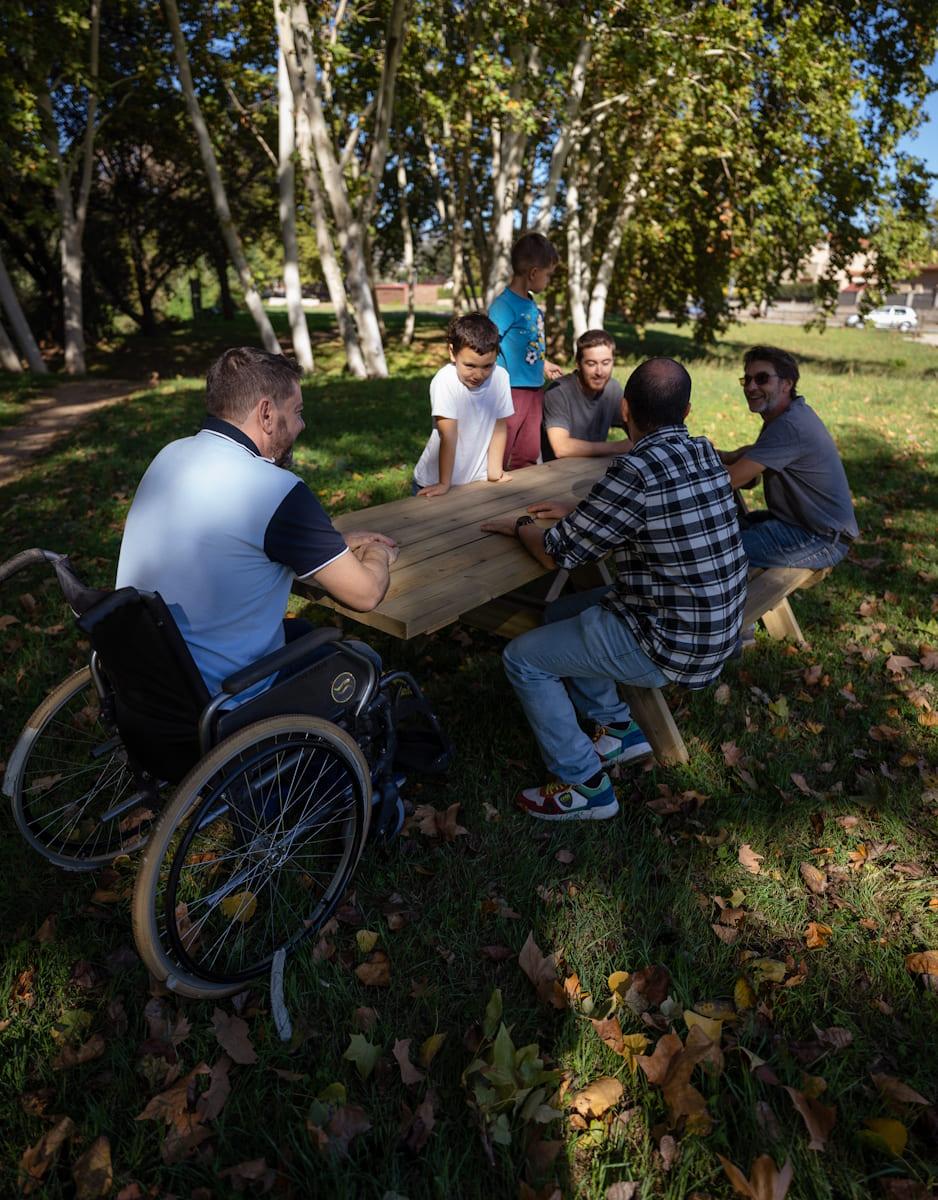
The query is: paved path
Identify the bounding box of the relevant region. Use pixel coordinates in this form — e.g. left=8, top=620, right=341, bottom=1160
left=0, top=379, right=143, bottom=488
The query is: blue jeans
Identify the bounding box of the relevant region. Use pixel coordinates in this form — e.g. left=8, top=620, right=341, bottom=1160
left=502, top=593, right=667, bottom=784
left=741, top=514, right=849, bottom=571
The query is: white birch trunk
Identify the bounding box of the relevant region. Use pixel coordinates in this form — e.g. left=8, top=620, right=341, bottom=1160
left=0, top=248, right=48, bottom=373
left=277, top=44, right=314, bottom=373
left=564, top=152, right=589, bottom=340
left=584, top=159, right=640, bottom=330
left=396, top=156, right=416, bottom=345
left=289, top=1, right=388, bottom=377
left=163, top=0, right=281, bottom=355
left=484, top=45, right=540, bottom=305
left=534, top=37, right=592, bottom=235
left=0, top=315, right=23, bottom=372
left=278, top=6, right=366, bottom=377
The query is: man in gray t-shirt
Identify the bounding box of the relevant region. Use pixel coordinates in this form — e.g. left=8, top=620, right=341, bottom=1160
left=717, top=345, right=858, bottom=570
left=541, top=330, right=631, bottom=461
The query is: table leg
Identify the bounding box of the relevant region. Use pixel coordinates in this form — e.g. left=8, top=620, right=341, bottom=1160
left=621, top=684, right=689, bottom=765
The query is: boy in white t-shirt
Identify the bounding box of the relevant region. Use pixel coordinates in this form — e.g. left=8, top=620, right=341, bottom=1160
left=413, top=314, right=514, bottom=497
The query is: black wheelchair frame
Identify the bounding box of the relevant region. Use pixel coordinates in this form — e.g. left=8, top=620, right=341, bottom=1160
left=2, top=549, right=450, bottom=999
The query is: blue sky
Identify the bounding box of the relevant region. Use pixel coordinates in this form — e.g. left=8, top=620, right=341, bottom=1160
left=897, top=61, right=938, bottom=201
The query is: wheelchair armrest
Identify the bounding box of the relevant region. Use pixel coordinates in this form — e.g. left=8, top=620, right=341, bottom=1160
left=220, top=627, right=343, bottom=696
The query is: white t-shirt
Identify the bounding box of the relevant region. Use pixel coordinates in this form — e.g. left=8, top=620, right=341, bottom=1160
left=413, top=363, right=514, bottom=487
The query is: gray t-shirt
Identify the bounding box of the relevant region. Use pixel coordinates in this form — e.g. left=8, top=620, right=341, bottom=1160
left=541, top=372, right=625, bottom=461
left=750, top=395, right=859, bottom=539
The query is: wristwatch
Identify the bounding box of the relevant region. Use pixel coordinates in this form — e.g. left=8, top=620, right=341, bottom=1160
left=514, top=514, right=536, bottom=534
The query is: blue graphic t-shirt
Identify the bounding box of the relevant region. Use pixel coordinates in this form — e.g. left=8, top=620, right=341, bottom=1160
left=488, top=287, right=546, bottom=388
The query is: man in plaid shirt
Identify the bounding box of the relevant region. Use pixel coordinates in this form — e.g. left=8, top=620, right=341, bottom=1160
left=482, top=357, right=747, bottom=821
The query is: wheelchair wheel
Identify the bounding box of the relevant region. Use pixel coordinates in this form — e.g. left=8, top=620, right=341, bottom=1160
left=132, top=715, right=371, bottom=999
left=5, top=667, right=157, bottom=870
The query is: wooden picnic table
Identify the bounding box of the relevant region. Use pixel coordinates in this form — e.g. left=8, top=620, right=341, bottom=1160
left=292, top=456, right=610, bottom=639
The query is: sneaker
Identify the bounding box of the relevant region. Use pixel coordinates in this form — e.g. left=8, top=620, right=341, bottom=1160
left=515, top=774, right=619, bottom=822
left=592, top=721, right=653, bottom=767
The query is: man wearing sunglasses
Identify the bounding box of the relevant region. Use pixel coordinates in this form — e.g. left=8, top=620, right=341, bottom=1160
left=717, top=345, right=858, bottom=571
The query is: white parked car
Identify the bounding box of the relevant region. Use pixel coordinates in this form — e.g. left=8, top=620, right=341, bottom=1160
left=845, top=305, right=919, bottom=332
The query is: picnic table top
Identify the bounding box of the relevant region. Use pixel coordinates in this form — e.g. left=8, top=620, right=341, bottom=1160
left=293, top=456, right=611, bottom=639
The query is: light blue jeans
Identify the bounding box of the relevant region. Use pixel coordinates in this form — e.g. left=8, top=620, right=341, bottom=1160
left=741, top=514, right=849, bottom=571
left=502, top=590, right=667, bottom=784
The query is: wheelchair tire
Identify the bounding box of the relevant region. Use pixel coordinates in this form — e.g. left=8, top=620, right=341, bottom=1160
left=131, top=714, right=372, bottom=999
left=5, top=667, right=156, bottom=870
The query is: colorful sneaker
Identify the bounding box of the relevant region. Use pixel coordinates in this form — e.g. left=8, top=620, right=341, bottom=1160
left=592, top=721, right=653, bottom=768
left=515, top=774, right=619, bottom=822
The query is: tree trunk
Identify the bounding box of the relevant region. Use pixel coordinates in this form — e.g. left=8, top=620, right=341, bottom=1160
left=0, top=315, right=23, bottom=372
left=163, top=0, right=281, bottom=355
left=397, top=156, right=416, bottom=345
left=288, top=0, right=401, bottom=378
left=534, top=38, right=592, bottom=235
left=586, top=170, right=640, bottom=330
left=276, top=43, right=314, bottom=373
left=0, top=247, right=48, bottom=373
left=37, top=0, right=100, bottom=374
left=212, top=246, right=236, bottom=320
left=565, top=149, right=589, bottom=340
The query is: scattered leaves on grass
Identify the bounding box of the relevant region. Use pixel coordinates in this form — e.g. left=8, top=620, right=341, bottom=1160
left=136, top=1062, right=211, bottom=1127
left=638, top=1027, right=716, bottom=1134
left=905, top=950, right=938, bottom=975
left=589, top=1017, right=648, bottom=1072
left=211, top=1008, right=257, bottom=1065
left=605, top=1184, right=638, bottom=1200
left=35, top=914, right=57, bottom=943
left=623, top=964, right=671, bottom=1015
left=859, top=1117, right=908, bottom=1157
left=739, top=844, right=764, bottom=874
left=343, top=1034, right=381, bottom=1081
left=519, top=932, right=566, bottom=1009
left=355, top=949, right=391, bottom=987
left=352, top=1006, right=378, bottom=1032
left=784, top=1086, right=836, bottom=1150
left=718, top=1154, right=793, bottom=1199
left=72, top=1135, right=112, bottom=1200
left=309, top=1104, right=372, bottom=1157
left=569, top=1077, right=623, bottom=1118
left=19, top=1115, right=75, bottom=1195
left=219, top=890, right=257, bottom=923
left=196, top=1056, right=232, bottom=1122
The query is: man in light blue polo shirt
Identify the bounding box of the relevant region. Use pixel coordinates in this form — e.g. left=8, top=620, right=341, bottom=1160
left=117, top=347, right=396, bottom=697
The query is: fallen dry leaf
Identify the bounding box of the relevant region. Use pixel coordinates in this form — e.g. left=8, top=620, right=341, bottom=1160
left=392, top=1039, right=425, bottom=1086
left=638, top=1032, right=683, bottom=1085
left=784, top=1086, right=836, bottom=1150
left=352, top=1007, right=378, bottom=1032
left=72, top=1135, right=112, bottom=1200
left=518, top=931, right=566, bottom=1009
left=605, top=1185, right=638, bottom=1200
left=722, top=741, right=744, bottom=767
left=400, top=1091, right=436, bottom=1154
left=343, top=1033, right=381, bottom=1081
left=871, top=1074, right=930, bottom=1107
left=356, top=929, right=379, bottom=954
left=805, top=922, right=833, bottom=950
left=711, top=923, right=739, bottom=945
left=19, top=1116, right=75, bottom=1195
left=135, top=1062, right=211, bottom=1128
left=211, top=1008, right=257, bottom=1065
left=52, top=1033, right=106, bottom=1070
left=569, top=1076, right=624, bottom=1118
left=718, top=1153, right=793, bottom=1200
left=419, top=1032, right=446, bottom=1069
left=739, top=844, right=764, bottom=875
left=623, top=964, right=671, bottom=1014
left=715, top=683, right=731, bottom=705
left=196, top=1055, right=231, bottom=1122
left=355, top=949, right=391, bottom=987
left=799, top=863, right=827, bottom=895
left=411, top=802, right=467, bottom=842
left=218, top=1158, right=277, bottom=1192
left=860, top=1116, right=908, bottom=1157
left=905, top=950, right=938, bottom=975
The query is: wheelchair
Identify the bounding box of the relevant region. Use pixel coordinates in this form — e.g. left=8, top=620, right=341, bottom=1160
left=2, top=549, right=450, bottom=999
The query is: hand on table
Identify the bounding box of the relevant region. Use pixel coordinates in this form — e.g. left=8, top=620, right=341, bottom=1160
left=489, top=471, right=513, bottom=483
left=345, top=530, right=397, bottom=551
left=480, top=518, right=518, bottom=538
left=416, top=482, right=451, bottom=498
left=526, top=499, right=574, bottom=520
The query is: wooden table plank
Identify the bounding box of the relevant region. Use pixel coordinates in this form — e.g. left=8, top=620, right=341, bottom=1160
left=293, top=457, right=611, bottom=638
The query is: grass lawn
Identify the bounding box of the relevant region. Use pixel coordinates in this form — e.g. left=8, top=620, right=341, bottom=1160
left=0, top=313, right=936, bottom=1199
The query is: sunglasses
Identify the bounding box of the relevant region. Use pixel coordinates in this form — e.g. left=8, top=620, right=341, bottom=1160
left=739, top=371, right=778, bottom=387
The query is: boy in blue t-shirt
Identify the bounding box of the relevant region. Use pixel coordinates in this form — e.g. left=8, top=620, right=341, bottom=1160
left=488, top=232, right=563, bottom=471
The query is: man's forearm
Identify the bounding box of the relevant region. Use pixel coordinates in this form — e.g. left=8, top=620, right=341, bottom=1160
left=356, top=543, right=393, bottom=602
left=718, top=445, right=752, bottom=465
left=548, top=430, right=631, bottom=458
left=518, top=522, right=558, bottom=570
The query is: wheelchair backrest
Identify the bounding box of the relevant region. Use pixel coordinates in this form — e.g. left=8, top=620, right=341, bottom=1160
left=77, top=588, right=210, bottom=785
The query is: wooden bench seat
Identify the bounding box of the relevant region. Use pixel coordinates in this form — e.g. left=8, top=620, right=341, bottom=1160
left=461, top=564, right=832, bottom=766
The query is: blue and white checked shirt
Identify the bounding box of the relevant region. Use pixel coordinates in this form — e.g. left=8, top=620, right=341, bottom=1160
left=544, top=425, right=748, bottom=687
